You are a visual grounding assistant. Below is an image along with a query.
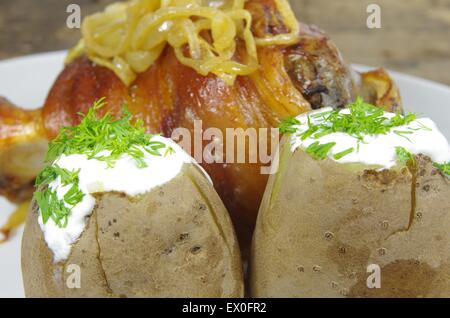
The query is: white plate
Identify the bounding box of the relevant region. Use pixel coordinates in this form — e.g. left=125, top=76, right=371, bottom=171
left=0, top=52, right=449, bottom=298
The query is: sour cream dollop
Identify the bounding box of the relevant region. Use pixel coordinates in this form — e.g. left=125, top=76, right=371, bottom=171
left=289, top=107, right=450, bottom=169
left=38, top=136, right=207, bottom=262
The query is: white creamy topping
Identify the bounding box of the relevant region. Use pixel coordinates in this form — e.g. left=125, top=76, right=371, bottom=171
left=38, top=136, right=209, bottom=262
left=290, top=107, right=450, bottom=169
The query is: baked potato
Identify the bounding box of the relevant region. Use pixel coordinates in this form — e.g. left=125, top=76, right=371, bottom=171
left=250, top=102, right=450, bottom=297
left=21, top=101, right=243, bottom=297
left=22, top=163, right=243, bottom=298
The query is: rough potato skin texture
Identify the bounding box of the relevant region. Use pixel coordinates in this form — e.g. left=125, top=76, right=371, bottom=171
left=22, top=164, right=243, bottom=297
left=250, top=136, right=450, bottom=297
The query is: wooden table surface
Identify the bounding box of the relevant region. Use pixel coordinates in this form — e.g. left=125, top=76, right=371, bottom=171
left=1, top=0, right=449, bottom=85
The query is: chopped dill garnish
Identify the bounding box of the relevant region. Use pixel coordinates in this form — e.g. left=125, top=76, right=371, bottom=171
left=279, top=97, right=419, bottom=142
left=63, top=184, right=85, bottom=206
left=35, top=166, right=58, bottom=187
left=46, top=97, right=173, bottom=168
left=34, top=165, right=84, bottom=228
left=394, top=130, right=414, bottom=141
left=395, top=147, right=414, bottom=164
left=434, top=162, right=450, bottom=175
left=305, top=142, right=336, bottom=160
left=333, top=147, right=354, bottom=160
left=35, top=98, right=175, bottom=228
left=164, top=146, right=175, bottom=157
left=278, top=97, right=427, bottom=161
left=279, top=117, right=301, bottom=134
left=300, top=124, right=319, bottom=140
left=310, top=110, right=333, bottom=118
left=316, top=97, right=417, bottom=140
left=416, top=121, right=432, bottom=131
left=35, top=165, right=80, bottom=188
left=35, top=164, right=80, bottom=187
left=34, top=188, right=71, bottom=227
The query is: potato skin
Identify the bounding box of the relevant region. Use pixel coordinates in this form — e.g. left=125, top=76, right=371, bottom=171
left=22, top=163, right=243, bottom=297
left=250, top=135, right=450, bottom=298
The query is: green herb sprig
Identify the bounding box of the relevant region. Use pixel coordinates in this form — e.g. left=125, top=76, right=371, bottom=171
left=395, top=147, right=415, bottom=164
left=279, top=97, right=422, bottom=160
left=46, top=98, right=172, bottom=168
left=35, top=98, right=175, bottom=228
left=305, top=142, right=336, bottom=160
left=279, top=117, right=301, bottom=134
left=34, top=165, right=84, bottom=227
left=434, top=162, right=450, bottom=175
left=283, top=97, right=417, bottom=141
left=333, top=147, right=354, bottom=160
left=34, top=190, right=72, bottom=227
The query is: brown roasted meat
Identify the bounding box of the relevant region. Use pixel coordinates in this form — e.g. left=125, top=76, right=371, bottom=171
left=0, top=0, right=401, bottom=249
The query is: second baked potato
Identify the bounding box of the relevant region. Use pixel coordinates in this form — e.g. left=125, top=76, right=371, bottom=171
left=250, top=100, right=450, bottom=297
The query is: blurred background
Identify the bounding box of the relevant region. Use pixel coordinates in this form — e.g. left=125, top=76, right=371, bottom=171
left=0, top=0, right=449, bottom=84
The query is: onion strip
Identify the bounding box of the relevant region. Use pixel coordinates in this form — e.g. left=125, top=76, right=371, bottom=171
left=66, top=0, right=300, bottom=86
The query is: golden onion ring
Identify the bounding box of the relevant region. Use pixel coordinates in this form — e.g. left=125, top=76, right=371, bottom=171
left=66, top=0, right=300, bottom=86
